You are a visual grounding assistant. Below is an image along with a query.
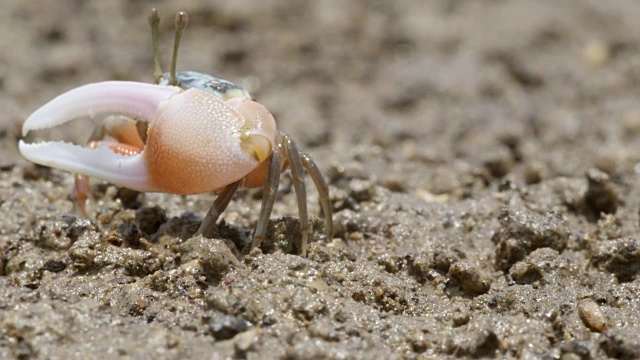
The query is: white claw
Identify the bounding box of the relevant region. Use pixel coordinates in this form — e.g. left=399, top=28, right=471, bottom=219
left=22, top=81, right=181, bottom=136
left=19, top=81, right=181, bottom=192
left=18, top=140, right=155, bottom=192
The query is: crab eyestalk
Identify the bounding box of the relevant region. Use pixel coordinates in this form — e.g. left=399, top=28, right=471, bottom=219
left=148, top=8, right=163, bottom=84
left=170, top=11, right=189, bottom=86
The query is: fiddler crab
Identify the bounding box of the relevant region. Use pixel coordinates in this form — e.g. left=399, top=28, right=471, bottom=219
left=19, top=9, right=333, bottom=257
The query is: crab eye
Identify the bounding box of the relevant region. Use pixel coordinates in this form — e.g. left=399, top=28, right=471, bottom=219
left=161, top=71, right=253, bottom=100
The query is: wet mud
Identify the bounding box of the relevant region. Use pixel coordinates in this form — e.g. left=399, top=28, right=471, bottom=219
left=2, top=1, right=640, bottom=359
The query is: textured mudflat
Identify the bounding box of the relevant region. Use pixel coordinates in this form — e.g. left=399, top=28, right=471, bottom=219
left=2, top=1, right=640, bottom=359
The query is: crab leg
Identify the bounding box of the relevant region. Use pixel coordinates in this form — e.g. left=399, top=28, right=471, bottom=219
left=74, top=174, right=91, bottom=217
left=301, top=153, right=333, bottom=240
left=197, top=180, right=242, bottom=238
left=281, top=134, right=310, bottom=257
left=248, top=148, right=281, bottom=254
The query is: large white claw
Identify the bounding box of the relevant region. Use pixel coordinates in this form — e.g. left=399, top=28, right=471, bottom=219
left=18, top=140, right=156, bottom=192
left=22, top=81, right=181, bottom=136
left=19, top=81, right=182, bottom=192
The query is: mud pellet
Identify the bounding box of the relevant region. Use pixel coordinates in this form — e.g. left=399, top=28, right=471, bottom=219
left=448, top=261, right=491, bottom=295
left=577, top=299, right=606, bottom=332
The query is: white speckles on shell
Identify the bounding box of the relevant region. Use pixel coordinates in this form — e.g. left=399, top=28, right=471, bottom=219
left=145, top=88, right=265, bottom=194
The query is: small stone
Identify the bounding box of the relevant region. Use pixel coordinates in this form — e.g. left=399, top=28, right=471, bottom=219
left=448, top=261, right=491, bottom=295
left=381, top=177, right=407, bottom=192
left=377, top=253, right=401, bottom=274
left=561, top=340, right=590, bottom=359
left=432, top=250, right=459, bottom=273
left=492, top=195, right=569, bottom=270
left=409, top=253, right=431, bottom=281
left=584, top=168, right=619, bottom=215
left=205, top=291, right=233, bottom=313
left=509, top=248, right=559, bottom=284
left=583, top=40, right=610, bottom=68
left=308, top=320, right=339, bottom=341
left=599, top=329, right=640, bottom=358
left=470, top=329, right=499, bottom=357
left=234, top=328, right=259, bottom=353
left=509, top=261, right=538, bottom=284
left=208, top=313, right=251, bottom=340
left=291, top=288, right=327, bottom=321
left=188, top=288, right=203, bottom=299
left=591, top=237, right=640, bottom=281
left=180, top=236, right=242, bottom=283
left=482, top=146, right=514, bottom=178
left=348, top=179, right=376, bottom=202
left=524, top=161, right=544, bottom=185
left=41, top=259, right=66, bottom=273
left=577, top=299, right=607, bottom=332
left=115, top=223, right=143, bottom=248
left=452, top=308, right=470, bottom=326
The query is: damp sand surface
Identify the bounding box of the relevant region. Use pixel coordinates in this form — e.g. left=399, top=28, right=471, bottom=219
left=1, top=1, right=640, bottom=359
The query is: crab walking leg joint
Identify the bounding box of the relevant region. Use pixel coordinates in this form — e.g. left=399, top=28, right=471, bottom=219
left=19, top=9, right=333, bottom=256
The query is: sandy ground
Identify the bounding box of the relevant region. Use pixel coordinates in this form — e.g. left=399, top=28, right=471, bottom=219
left=2, top=0, right=640, bottom=359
